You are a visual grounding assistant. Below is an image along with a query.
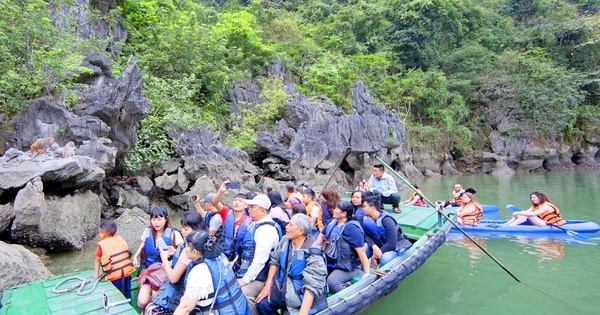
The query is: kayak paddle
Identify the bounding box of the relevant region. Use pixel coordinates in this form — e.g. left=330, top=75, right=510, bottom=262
left=505, top=205, right=590, bottom=240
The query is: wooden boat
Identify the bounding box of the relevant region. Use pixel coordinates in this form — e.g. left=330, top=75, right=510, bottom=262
left=318, top=204, right=453, bottom=314
left=1, top=205, right=451, bottom=315
left=450, top=219, right=600, bottom=234
left=0, top=270, right=139, bottom=314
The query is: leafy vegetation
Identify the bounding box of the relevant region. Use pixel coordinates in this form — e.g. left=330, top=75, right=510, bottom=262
left=2, top=0, right=600, bottom=164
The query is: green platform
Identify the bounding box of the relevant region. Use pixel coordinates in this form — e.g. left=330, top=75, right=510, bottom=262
left=0, top=270, right=138, bottom=315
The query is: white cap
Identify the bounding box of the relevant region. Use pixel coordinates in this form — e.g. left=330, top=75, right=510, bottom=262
left=245, top=194, right=271, bottom=210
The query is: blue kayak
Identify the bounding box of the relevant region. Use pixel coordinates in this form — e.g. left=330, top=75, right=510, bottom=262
left=451, top=219, right=600, bottom=234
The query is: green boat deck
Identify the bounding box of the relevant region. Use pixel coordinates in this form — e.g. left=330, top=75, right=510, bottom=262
left=0, top=270, right=138, bottom=315
left=388, top=204, right=454, bottom=239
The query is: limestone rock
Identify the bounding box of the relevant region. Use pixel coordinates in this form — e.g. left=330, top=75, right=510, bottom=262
left=111, top=186, right=150, bottom=212
left=12, top=191, right=101, bottom=251
left=136, top=176, right=154, bottom=194
left=114, top=207, right=149, bottom=252
left=0, top=203, right=15, bottom=234
left=0, top=241, right=52, bottom=297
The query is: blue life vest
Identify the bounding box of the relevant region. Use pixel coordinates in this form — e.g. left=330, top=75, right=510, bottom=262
left=222, top=210, right=252, bottom=259
left=184, top=255, right=251, bottom=315
left=354, top=206, right=365, bottom=222
left=277, top=238, right=328, bottom=314
left=362, top=211, right=394, bottom=247
left=152, top=242, right=186, bottom=311
left=143, top=227, right=174, bottom=266
left=233, top=220, right=282, bottom=281
left=323, top=220, right=363, bottom=271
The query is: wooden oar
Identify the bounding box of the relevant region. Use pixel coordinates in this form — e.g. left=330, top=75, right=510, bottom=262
left=373, top=156, right=583, bottom=311
left=506, top=205, right=590, bottom=240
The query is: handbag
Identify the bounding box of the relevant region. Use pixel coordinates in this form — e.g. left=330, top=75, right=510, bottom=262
left=324, top=223, right=349, bottom=260
left=138, top=262, right=168, bottom=289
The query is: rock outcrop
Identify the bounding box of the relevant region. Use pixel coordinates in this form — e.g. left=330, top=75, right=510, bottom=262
left=12, top=190, right=101, bottom=251
left=0, top=241, right=53, bottom=296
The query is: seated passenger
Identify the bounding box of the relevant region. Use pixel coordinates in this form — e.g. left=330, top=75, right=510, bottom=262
left=145, top=211, right=207, bottom=314
left=284, top=182, right=304, bottom=209
left=316, top=201, right=370, bottom=294
left=173, top=230, right=251, bottom=315
left=362, top=196, right=412, bottom=268
left=218, top=189, right=253, bottom=261
left=351, top=190, right=366, bottom=222
left=505, top=191, right=566, bottom=226
left=255, top=214, right=328, bottom=315
left=232, top=195, right=282, bottom=315
left=301, top=188, right=321, bottom=228
left=316, top=188, right=339, bottom=232
left=443, top=183, right=465, bottom=207
left=456, top=192, right=483, bottom=226
left=367, top=164, right=402, bottom=213
left=268, top=190, right=292, bottom=223
left=401, top=183, right=425, bottom=207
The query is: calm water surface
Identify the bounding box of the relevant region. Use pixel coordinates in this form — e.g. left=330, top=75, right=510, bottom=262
left=367, top=171, right=600, bottom=315
left=47, top=171, right=600, bottom=314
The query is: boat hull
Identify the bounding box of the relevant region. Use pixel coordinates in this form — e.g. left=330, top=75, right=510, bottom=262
left=450, top=219, right=600, bottom=234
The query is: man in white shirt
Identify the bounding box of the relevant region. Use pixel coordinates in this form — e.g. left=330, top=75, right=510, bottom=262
left=368, top=163, right=402, bottom=213
left=234, top=194, right=281, bottom=315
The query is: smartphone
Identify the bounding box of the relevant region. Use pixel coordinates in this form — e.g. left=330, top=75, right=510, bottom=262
left=190, top=194, right=199, bottom=202
left=226, top=181, right=240, bottom=189
left=156, top=238, right=168, bottom=251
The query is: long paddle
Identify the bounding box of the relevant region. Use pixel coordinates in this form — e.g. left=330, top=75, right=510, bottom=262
left=373, top=155, right=582, bottom=311
left=506, top=205, right=590, bottom=240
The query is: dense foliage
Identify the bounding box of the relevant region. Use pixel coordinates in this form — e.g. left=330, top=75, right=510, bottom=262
left=2, top=0, right=599, bottom=167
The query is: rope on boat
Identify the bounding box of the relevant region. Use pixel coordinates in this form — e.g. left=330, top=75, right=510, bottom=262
left=52, top=273, right=105, bottom=296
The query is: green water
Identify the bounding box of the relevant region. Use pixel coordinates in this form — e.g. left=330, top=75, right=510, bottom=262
left=367, top=171, right=600, bottom=315
left=46, top=171, right=600, bottom=314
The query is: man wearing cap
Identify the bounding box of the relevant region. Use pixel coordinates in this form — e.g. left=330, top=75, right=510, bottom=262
left=191, top=181, right=231, bottom=235
left=233, top=194, right=281, bottom=315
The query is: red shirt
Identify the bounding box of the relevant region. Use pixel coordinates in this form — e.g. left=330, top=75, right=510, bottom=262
left=218, top=205, right=230, bottom=223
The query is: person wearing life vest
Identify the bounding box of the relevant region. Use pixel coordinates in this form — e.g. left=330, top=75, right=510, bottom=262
left=255, top=214, right=328, bottom=315
left=456, top=192, right=483, bottom=226
left=232, top=194, right=282, bottom=315
left=316, top=201, right=370, bottom=294
left=301, top=188, right=321, bottom=230
left=401, top=183, right=425, bottom=207
left=94, top=220, right=134, bottom=300
left=191, top=182, right=232, bottom=236
left=173, top=230, right=251, bottom=315
left=362, top=196, right=412, bottom=268
left=144, top=211, right=207, bottom=314
left=285, top=182, right=304, bottom=209
left=506, top=191, right=566, bottom=226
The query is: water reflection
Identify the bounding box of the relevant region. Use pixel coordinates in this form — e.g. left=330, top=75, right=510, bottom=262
left=446, top=235, right=488, bottom=270
left=512, top=236, right=565, bottom=263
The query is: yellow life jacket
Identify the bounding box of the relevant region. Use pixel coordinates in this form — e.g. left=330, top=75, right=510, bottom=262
left=534, top=202, right=566, bottom=226
left=99, top=235, right=135, bottom=281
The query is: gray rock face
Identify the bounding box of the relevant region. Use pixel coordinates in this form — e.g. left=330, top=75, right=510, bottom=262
left=254, top=79, right=405, bottom=183
left=12, top=190, right=101, bottom=251
left=0, top=151, right=104, bottom=196
left=73, top=56, right=151, bottom=153
left=110, top=186, right=150, bottom=212
left=0, top=203, right=15, bottom=233
left=77, top=138, right=118, bottom=171
left=170, top=125, right=260, bottom=184
left=114, top=207, right=149, bottom=252
left=0, top=241, right=53, bottom=297
left=136, top=176, right=154, bottom=194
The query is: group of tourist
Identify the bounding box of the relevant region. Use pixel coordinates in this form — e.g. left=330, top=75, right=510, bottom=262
left=93, top=163, right=566, bottom=315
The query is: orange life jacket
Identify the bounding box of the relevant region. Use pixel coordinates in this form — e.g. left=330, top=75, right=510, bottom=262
left=460, top=203, right=483, bottom=226
left=534, top=202, right=565, bottom=226
left=453, top=190, right=465, bottom=205
left=410, top=190, right=425, bottom=207
left=99, top=235, right=135, bottom=281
